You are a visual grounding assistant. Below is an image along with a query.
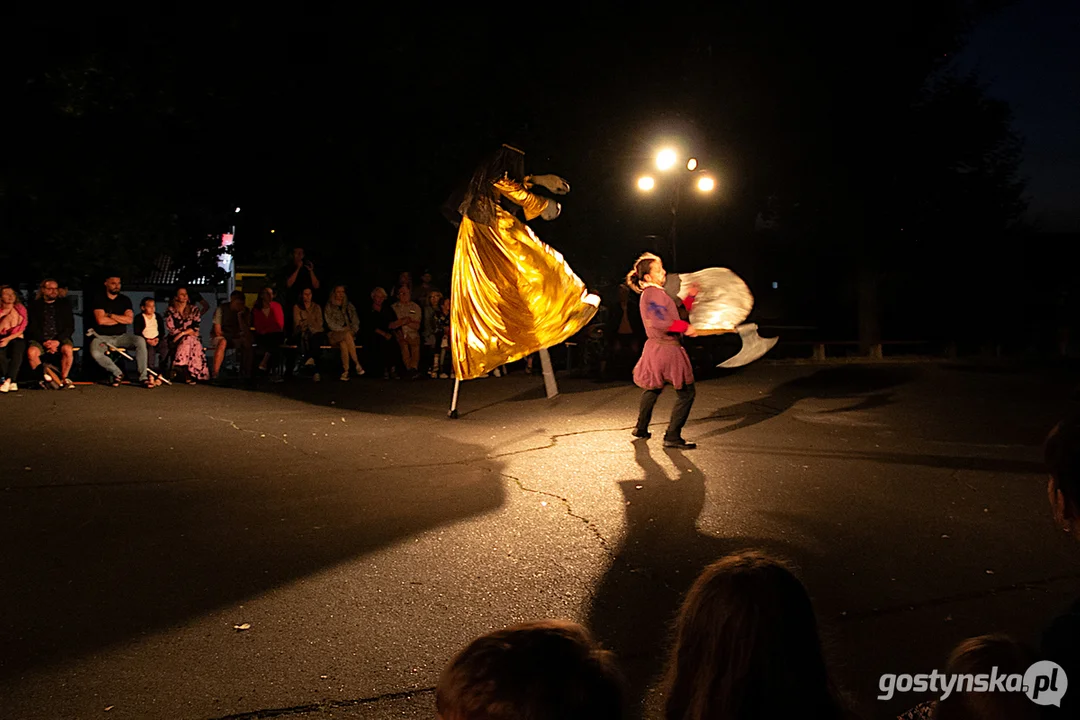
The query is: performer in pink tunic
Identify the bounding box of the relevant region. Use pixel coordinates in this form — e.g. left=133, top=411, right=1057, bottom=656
left=628, top=253, right=699, bottom=449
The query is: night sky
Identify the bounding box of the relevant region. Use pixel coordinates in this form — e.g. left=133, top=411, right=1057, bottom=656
left=4, top=3, right=1078, bottom=302
left=958, top=0, right=1080, bottom=232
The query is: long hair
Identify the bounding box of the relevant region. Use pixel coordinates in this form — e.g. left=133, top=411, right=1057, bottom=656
left=625, top=253, right=661, bottom=294
left=663, top=551, right=848, bottom=720
left=254, top=286, right=274, bottom=311
left=171, top=285, right=196, bottom=317
left=0, top=285, right=24, bottom=307
left=460, top=144, right=527, bottom=226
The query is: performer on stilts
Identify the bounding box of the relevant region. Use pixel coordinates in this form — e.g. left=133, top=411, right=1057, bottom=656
left=627, top=252, right=701, bottom=449
left=445, top=143, right=599, bottom=416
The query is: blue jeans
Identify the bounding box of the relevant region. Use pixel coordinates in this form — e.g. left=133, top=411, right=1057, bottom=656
left=90, top=333, right=148, bottom=381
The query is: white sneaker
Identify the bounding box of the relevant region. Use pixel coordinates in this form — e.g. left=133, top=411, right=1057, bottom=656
left=313, top=373, right=321, bottom=382
left=305, top=357, right=316, bottom=366
left=9, top=383, right=17, bottom=392
left=355, top=365, right=365, bottom=376
left=340, top=371, right=349, bottom=381
left=0, top=379, right=10, bottom=393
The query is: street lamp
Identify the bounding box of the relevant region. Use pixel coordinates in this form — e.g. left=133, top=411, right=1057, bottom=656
left=656, top=149, right=678, bottom=171
left=634, top=149, right=717, bottom=271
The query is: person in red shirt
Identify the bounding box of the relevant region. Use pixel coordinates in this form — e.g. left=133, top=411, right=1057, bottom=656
left=253, top=286, right=285, bottom=377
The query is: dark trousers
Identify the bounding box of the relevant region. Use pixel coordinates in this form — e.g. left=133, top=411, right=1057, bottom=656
left=255, top=331, right=285, bottom=369
left=146, top=340, right=168, bottom=373
left=0, top=338, right=26, bottom=381
left=636, top=383, right=696, bottom=440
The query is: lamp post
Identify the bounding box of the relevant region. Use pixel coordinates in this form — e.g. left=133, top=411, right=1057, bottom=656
left=636, top=150, right=716, bottom=272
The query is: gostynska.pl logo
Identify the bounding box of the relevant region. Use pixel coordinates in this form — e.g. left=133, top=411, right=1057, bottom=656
left=878, top=661, right=1067, bottom=707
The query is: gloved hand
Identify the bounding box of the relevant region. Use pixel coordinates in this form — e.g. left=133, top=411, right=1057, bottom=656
left=528, top=174, right=571, bottom=195
left=540, top=199, right=562, bottom=221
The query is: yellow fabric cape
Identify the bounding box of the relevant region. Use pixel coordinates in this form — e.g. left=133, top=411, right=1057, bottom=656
left=449, top=178, right=598, bottom=380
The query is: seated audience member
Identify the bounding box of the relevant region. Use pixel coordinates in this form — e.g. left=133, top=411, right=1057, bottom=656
left=165, top=286, right=210, bottom=384
left=434, top=295, right=451, bottom=378
left=252, top=286, right=285, bottom=376
left=436, top=619, right=626, bottom=720
left=390, top=284, right=422, bottom=378
left=897, top=634, right=1039, bottom=720
left=325, top=284, right=364, bottom=381
left=88, top=275, right=150, bottom=388
left=211, top=291, right=254, bottom=381
left=662, top=551, right=856, bottom=720
left=363, top=286, right=398, bottom=379
left=26, top=279, right=76, bottom=389
left=0, top=285, right=28, bottom=393
left=1043, top=415, right=1080, bottom=717
left=422, top=289, right=444, bottom=378
left=134, top=297, right=166, bottom=387
left=292, top=286, right=326, bottom=372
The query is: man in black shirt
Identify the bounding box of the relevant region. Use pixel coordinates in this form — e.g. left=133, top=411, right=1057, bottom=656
left=1043, top=415, right=1080, bottom=717
left=88, top=275, right=149, bottom=387
left=282, top=247, right=320, bottom=332
left=26, top=278, right=76, bottom=388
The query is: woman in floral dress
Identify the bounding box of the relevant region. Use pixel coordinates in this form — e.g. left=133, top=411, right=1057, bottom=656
left=166, top=286, right=209, bottom=383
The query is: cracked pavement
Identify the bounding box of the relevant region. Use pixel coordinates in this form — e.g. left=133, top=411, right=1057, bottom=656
left=1, top=362, right=1078, bottom=719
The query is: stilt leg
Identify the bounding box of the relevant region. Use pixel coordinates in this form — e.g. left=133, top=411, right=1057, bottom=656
left=539, top=347, right=558, bottom=399
left=448, top=377, right=460, bottom=419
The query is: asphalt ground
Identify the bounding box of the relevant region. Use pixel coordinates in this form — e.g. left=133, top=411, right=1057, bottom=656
left=2, top=360, right=1078, bottom=719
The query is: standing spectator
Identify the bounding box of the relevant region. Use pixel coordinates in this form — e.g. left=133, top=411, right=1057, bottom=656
left=662, top=551, right=855, bottom=720
left=436, top=620, right=626, bottom=720
left=88, top=275, right=150, bottom=388
left=421, top=289, right=444, bottom=377
left=211, top=291, right=254, bottom=381
left=165, top=286, right=210, bottom=384
left=133, top=297, right=166, bottom=387
left=292, top=287, right=326, bottom=375
left=325, top=284, right=364, bottom=381
left=362, top=286, right=398, bottom=379
left=282, top=246, right=320, bottom=333
left=1042, top=415, right=1080, bottom=718
left=0, top=285, right=28, bottom=393
left=413, top=269, right=439, bottom=309
left=604, top=282, right=645, bottom=379
left=390, top=284, right=422, bottom=378
left=395, top=271, right=412, bottom=293
left=252, top=286, right=285, bottom=376
left=26, top=279, right=76, bottom=389
left=433, top=295, right=451, bottom=378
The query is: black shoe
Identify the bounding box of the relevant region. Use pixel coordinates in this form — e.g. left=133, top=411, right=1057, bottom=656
left=663, top=437, right=697, bottom=449
left=631, top=429, right=651, bottom=440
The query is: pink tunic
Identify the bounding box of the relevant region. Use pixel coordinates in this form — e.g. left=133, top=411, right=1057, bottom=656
left=633, top=286, right=695, bottom=390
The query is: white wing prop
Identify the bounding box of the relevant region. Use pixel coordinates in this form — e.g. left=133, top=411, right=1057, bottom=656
left=664, top=267, right=779, bottom=368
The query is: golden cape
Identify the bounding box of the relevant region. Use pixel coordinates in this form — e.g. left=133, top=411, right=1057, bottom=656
left=450, top=177, right=598, bottom=380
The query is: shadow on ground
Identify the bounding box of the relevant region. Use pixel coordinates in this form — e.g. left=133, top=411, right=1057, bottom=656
left=586, top=442, right=808, bottom=719
left=0, top=424, right=506, bottom=681
left=695, top=365, right=921, bottom=438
